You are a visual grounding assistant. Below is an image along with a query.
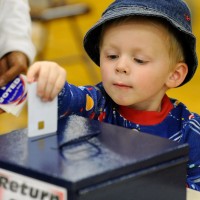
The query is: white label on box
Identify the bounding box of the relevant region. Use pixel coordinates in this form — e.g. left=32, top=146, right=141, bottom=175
left=0, top=168, right=67, bottom=200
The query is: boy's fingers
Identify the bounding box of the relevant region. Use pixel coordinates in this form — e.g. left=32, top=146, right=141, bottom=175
left=37, top=62, right=59, bottom=99
left=27, top=61, right=66, bottom=101
left=43, top=68, right=65, bottom=100
left=27, top=62, right=41, bottom=83
left=42, top=73, right=56, bottom=101
left=36, top=65, right=50, bottom=98
left=50, top=76, right=66, bottom=100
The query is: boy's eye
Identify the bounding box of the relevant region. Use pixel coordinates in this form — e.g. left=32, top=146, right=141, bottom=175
left=107, top=55, right=118, bottom=59
left=134, top=58, right=146, bottom=64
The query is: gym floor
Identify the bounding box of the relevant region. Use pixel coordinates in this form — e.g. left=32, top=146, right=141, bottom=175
left=0, top=0, right=200, bottom=134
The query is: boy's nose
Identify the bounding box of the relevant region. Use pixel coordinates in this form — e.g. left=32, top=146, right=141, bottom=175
left=116, top=67, right=128, bottom=74
left=115, top=58, right=130, bottom=74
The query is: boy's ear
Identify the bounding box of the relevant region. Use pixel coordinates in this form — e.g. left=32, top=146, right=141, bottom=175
left=166, top=62, right=188, bottom=88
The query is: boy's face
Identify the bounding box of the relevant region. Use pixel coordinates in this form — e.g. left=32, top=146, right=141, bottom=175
left=99, top=19, right=175, bottom=111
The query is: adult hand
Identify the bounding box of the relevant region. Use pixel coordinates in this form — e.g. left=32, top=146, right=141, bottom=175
left=0, top=51, right=28, bottom=87
left=0, top=51, right=29, bottom=114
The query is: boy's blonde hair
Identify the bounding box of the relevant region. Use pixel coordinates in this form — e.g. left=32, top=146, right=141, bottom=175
left=100, top=16, right=185, bottom=69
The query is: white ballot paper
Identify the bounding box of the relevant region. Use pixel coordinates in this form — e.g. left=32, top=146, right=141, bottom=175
left=28, top=82, right=58, bottom=138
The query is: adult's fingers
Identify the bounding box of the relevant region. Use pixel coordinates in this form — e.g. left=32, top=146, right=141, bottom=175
left=0, top=58, right=9, bottom=87
left=0, top=63, right=24, bottom=86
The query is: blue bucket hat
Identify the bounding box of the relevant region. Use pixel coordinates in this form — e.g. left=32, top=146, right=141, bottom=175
left=83, top=0, right=198, bottom=85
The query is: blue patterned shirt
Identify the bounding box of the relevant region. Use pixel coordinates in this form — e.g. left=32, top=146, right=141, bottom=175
left=58, top=82, right=200, bottom=191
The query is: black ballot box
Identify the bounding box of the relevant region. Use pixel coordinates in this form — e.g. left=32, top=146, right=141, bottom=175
left=0, top=115, right=188, bottom=200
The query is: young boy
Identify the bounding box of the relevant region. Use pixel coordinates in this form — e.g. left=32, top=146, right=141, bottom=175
left=27, top=0, right=200, bottom=191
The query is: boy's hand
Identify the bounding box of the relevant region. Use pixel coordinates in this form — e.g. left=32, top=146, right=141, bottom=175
left=27, top=61, right=66, bottom=102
